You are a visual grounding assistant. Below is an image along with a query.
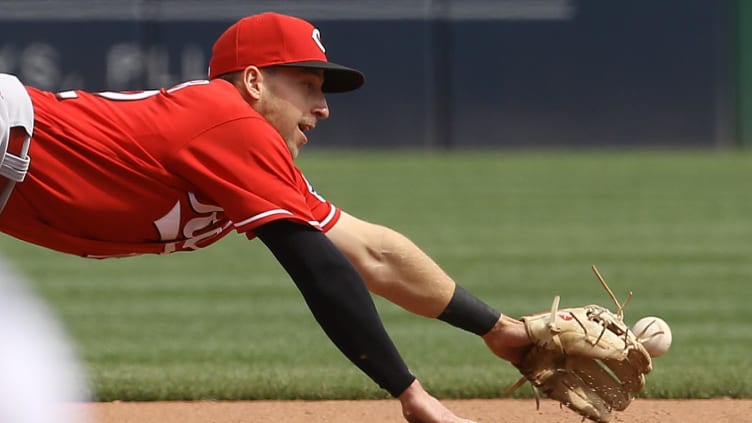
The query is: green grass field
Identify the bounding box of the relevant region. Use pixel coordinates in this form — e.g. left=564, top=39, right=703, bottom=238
left=1, top=150, right=750, bottom=401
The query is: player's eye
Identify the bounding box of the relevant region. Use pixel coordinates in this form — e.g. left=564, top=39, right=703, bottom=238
left=304, top=79, right=322, bottom=92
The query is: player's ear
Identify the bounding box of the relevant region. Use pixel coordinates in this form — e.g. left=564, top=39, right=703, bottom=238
left=241, top=66, right=262, bottom=100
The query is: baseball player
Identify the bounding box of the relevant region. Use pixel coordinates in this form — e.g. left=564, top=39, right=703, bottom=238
left=0, top=12, right=531, bottom=423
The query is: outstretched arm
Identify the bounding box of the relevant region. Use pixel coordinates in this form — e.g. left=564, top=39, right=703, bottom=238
left=256, top=219, right=475, bottom=422
left=325, top=211, right=531, bottom=364
left=256, top=219, right=414, bottom=395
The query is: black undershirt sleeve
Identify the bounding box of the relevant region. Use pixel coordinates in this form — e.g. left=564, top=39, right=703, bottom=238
left=255, top=219, right=416, bottom=397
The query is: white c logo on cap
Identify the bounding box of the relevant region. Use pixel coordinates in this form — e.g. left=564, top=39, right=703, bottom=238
left=312, top=28, right=326, bottom=53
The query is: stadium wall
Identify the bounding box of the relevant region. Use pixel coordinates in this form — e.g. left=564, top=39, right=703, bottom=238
left=0, top=0, right=737, bottom=148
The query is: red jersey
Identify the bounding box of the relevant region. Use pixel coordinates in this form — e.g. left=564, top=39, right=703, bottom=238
left=0, top=79, right=340, bottom=258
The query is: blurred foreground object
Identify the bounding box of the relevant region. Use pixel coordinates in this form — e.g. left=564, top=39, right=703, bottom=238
left=0, top=256, right=90, bottom=423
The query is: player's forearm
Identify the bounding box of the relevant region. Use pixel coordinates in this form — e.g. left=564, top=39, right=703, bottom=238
left=256, top=220, right=415, bottom=396
left=328, top=212, right=501, bottom=332
left=348, top=223, right=457, bottom=317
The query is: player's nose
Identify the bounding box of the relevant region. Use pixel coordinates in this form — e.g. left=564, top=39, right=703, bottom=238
left=312, top=95, right=330, bottom=120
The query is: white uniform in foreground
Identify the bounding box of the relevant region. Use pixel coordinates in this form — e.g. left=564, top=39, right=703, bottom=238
left=0, top=255, right=91, bottom=423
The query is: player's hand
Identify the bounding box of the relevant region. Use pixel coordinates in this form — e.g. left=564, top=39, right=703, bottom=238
left=398, top=379, right=476, bottom=423
left=482, top=314, right=533, bottom=365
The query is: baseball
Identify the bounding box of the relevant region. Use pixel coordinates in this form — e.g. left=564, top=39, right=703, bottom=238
left=631, top=316, right=672, bottom=358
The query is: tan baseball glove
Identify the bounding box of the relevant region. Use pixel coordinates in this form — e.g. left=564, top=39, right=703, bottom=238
left=507, top=266, right=652, bottom=423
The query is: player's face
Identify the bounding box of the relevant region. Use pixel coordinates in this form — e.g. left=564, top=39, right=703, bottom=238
left=254, top=67, right=330, bottom=159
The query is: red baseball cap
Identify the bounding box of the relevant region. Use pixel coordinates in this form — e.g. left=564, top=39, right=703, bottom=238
left=208, top=12, right=365, bottom=93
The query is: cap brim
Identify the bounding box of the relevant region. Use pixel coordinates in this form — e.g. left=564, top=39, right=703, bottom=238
left=276, top=61, right=365, bottom=93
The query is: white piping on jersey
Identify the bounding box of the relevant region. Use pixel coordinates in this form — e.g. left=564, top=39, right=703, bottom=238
left=319, top=204, right=337, bottom=228
left=234, top=209, right=294, bottom=228
left=234, top=207, right=335, bottom=230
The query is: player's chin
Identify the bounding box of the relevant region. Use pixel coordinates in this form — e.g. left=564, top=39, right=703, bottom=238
left=292, top=133, right=308, bottom=157
left=283, top=138, right=302, bottom=159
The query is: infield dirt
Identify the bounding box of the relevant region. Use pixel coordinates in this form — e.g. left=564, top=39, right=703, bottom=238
left=75, top=398, right=751, bottom=422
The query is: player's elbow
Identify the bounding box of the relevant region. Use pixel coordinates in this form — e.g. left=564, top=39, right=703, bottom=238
left=352, top=225, right=411, bottom=297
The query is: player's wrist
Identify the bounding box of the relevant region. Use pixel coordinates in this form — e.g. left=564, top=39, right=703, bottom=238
left=436, top=285, right=501, bottom=336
